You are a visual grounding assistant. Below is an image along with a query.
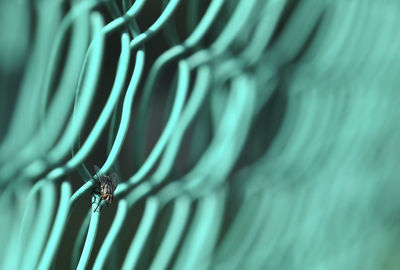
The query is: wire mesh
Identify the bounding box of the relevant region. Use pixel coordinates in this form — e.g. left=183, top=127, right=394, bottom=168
left=1, top=0, right=400, bottom=269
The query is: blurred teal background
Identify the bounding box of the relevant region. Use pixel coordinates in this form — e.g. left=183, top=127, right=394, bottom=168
left=1, top=0, right=400, bottom=269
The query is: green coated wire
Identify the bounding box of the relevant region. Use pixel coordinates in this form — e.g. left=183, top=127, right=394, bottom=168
left=149, top=196, right=191, bottom=270
left=115, top=62, right=208, bottom=264
left=186, top=0, right=201, bottom=36
left=121, top=0, right=141, bottom=36
left=184, top=0, right=225, bottom=48
left=60, top=33, right=130, bottom=171
left=0, top=3, right=62, bottom=162
left=49, top=0, right=144, bottom=183
left=124, top=71, right=255, bottom=270
left=20, top=181, right=57, bottom=270
left=0, top=0, right=98, bottom=181
left=126, top=0, right=219, bottom=181
left=144, top=72, right=256, bottom=269
left=121, top=197, right=159, bottom=270
left=15, top=189, right=37, bottom=269
left=129, top=0, right=181, bottom=50
left=240, top=0, right=286, bottom=64
left=42, top=11, right=103, bottom=165
left=121, top=60, right=189, bottom=189
left=170, top=75, right=255, bottom=197
left=43, top=31, right=129, bottom=182
left=38, top=7, right=90, bottom=149
left=133, top=0, right=224, bottom=164
left=112, top=2, right=255, bottom=270
left=37, top=182, right=72, bottom=270
left=92, top=200, right=128, bottom=269
left=76, top=207, right=100, bottom=270
left=103, top=0, right=146, bottom=33
left=2, top=189, right=32, bottom=270
left=173, top=187, right=226, bottom=270
left=101, top=49, right=144, bottom=173
left=10, top=12, right=106, bottom=185
left=150, top=65, right=211, bottom=184
left=71, top=45, right=145, bottom=270
left=71, top=210, right=91, bottom=270
left=70, top=0, right=145, bottom=91
left=187, top=0, right=258, bottom=67
left=161, top=0, right=181, bottom=46
left=70, top=47, right=145, bottom=205
left=106, top=103, right=121, bottom=165
left=3, top=1, right=400, bottom=269
left=110, top=2, right=238, bottom=264
left=76, top=47, right=145, bottom=206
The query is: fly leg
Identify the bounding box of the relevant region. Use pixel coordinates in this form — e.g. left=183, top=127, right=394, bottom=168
left=91, top=184, right=101, bottom=205
left=94, top=197, right=103, bottom=212
left=91, top=193, right=97, bottom=204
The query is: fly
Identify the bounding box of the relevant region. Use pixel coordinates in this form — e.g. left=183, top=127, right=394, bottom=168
left=92, top=165, right=118, bottom=212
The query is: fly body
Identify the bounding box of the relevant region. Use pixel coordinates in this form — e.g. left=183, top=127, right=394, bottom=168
left=92, top=165, right=118, bottom=212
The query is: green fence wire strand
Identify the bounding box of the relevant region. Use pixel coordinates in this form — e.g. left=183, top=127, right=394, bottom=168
left=14, top=183, right=44, bottom=269
left=60, top=31, right=129, bottom=167
left=71, top=47, right=145, bottom=270
left=107, top=238, right=120, bottom=270
left=0, top=4, right=62, bottom=161
left=240, top=0, right=286, bottom=65
left=105, top=0, right=141, bottom=38
left=71, top=210, right=91, bottom=270
left=37, top=182, right=72, bottom=270
left=185, top=0, right=225, bottom=48
left=101, top=49, right=144, bottom=174
left=37, top=2, right=92, bottom=148
left=73, top=0, right=145, bottom=85
left=188, top=0, right=258, bottom=68
left=4, top=12, right=106, bottom=187
left=103, top=0, right=146, bottom=33
left=4, top=183, right=34, bottom=268
left=186, top=0, right=259, bottom=69
left=171, top=75, right=256, bottom=198
left=92, top=200, right=128, bottom=269
left=173, top=187, right=226, bottom=270
left=0, top=6, right=93, bottom=182
left=15, top=190, right=37, bottom=269
left=186, top=0, right=201, bottom=36
left=149, top=196, right=191, bottom=270
left=107, top=105, right=120, bottom=161
left=149, top=73, right=255, bottom=211
left=129, top=0, right=181, bottom=50
left=19, top=181, right=57, bottom=270
left=2, top=1, right=96, bottom=181
left=40, top=10, right=100, bottom=163
left=121, top=197, right=159, bottom=270
left=121, top=60, right=189, bottom=190
left=3, top=1, right=400, bottom=269
left=121, top=0, right=141, bottom=36
left=70, top=48, right=145, bottom=206
left=2, top=189, right=31, bottom=270
left=161, top=0, right=181, bottom=46
left=133, top=0, right=223, bottom=164
left=106, top=100, right=123, bottom=175
left=83, top=3, right=266, bottom=268
left=151, top=65, right=211, bottom=184
left=76, top=206, right=100, bottom=270
left=43, top=31, right=129, bottom=182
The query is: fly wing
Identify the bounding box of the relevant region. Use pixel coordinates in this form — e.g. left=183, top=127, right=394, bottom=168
left=94, top=165, right=101, bottom=173
left=110, top=173, right=119, bottom=189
